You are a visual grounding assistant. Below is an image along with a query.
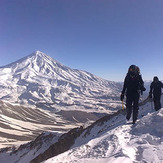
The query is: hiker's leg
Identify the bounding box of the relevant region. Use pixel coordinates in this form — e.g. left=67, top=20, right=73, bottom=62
left=153, top=95, right=161, bottom=111
left=155, top=96, right=161, bottom=111
left=153, top=98, right=158, bottom=111
left=126, top=97, right=133, bottom=120
left=133, top=94, right=139, bottom=124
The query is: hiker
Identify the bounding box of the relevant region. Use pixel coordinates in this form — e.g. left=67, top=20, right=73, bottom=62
left=149, top=76, right=163, bottom=111
left=120, top=65, right=146, bottom=124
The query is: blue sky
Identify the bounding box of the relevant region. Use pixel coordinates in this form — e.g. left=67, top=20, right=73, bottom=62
left=0, top=0, right=163, bottom=81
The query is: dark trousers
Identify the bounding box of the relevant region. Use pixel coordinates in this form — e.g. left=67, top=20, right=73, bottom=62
left=126, top=93, right=139, bottom=123
left=153, top=95, right=161, bottom=111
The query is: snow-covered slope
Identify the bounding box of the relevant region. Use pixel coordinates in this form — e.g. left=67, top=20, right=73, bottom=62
left=0, top=51, right=122, bottom=113
left=43, top=104, right=163, bottom=163
left=0, top=97, right=162, bottom=163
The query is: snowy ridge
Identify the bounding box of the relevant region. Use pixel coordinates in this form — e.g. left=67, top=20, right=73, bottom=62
left=43, top=104, right=163, bottom=163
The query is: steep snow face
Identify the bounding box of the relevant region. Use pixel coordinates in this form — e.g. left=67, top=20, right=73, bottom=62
left=0, top=51, right=122, bottom=112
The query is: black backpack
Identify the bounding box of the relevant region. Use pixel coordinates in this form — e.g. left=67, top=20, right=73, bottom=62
left=124, top=65, right=145, bottom=94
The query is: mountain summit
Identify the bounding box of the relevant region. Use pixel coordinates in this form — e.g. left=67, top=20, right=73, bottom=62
left=2, top=51, right=65, bottom=76
left=0, top=51, right=121, bottom=112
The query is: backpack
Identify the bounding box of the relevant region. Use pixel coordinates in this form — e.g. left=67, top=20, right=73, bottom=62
left=151, top=81, right=163, bottom=96
left=128, top=65, right=140, bottom=75
left=124, top=65, right=145, bottom=94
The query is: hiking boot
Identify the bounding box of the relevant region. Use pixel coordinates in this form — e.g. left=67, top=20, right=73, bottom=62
left=126, top=116, right=130, bottom=121
left=132, top=120, right=136, bottom=124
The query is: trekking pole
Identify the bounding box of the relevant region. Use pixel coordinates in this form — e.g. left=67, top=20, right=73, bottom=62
left=151, top=99, right=153, bottom=111
left=149, top=95, right=154, bottom=111
left=122, top=100, right=124, bottom=110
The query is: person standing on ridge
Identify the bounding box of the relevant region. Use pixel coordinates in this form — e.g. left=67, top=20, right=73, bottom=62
left=120, top=65, right=146, bottom=124
left=149, top=76, right=163, bottom=111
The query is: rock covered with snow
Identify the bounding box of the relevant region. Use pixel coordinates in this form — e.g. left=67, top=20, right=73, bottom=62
left=0, top=131, right=61, bottom=163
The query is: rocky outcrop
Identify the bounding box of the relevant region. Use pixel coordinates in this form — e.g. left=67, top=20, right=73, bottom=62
left=30, top=126, right=84, bottom=163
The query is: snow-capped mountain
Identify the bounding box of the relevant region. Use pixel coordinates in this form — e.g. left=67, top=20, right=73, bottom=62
left=0, top=51, right=122, bottom=112
left=0, top=51, right=122, bottom=149
left=0, top=97, right=162, bottom=163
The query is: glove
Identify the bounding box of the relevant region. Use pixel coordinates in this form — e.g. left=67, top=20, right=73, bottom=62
left=142, top=87, right=146, bottom=92
left=140, top=86, right=146, bottom=95
left=120, top=94, right=124, bottom=101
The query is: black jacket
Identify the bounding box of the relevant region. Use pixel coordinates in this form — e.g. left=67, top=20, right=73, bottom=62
left=122, top=73, right=145, bottom=96
left=149, top=81, right=163, bottom=97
